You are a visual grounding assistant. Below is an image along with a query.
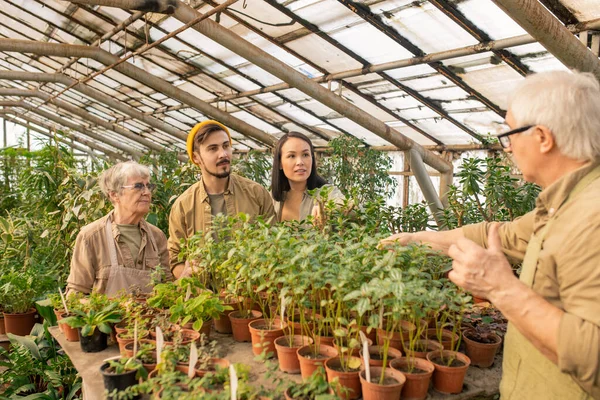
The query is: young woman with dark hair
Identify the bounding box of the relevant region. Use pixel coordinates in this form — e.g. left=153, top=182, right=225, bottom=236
left=271, top=132, right=344, bottom=221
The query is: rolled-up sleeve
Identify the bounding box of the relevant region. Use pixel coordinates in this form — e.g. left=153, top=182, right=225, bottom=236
left=462, top=211, right=535, bottom=264
left=66, top=233, right=96, bottom=295
left=257, top=185, right=276, bottom=225
left=555, top=218, right=600, bottom=392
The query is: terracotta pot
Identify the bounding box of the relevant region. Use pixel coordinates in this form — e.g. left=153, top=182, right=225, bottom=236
left=274, top=335, right=313, bottom=374
left=3, top=309, right=37, bottom=336
left=314, top=333, right=335, bottom=348
left=61, top=313, right=80, bottom=342
left=376, top=320, right=417, bottom=352
left=229, top=310, right=262, bottom=342
left=124, top=341, right=136, bottom=358
left=360, top=345, right=402, bottom=367
left=195, top=358, right=230, bottom=377
left=426, top=350, right=470, bottom=394
left=183, top=320, right=212, bottom=340
left=424, top=328, right=460, bottom=351
left=462, top=329, right=502, bottom=368
left=53, top=310, right=64, bottom=333
left=402, top=339, right=443, bottom=359
left=116, top=332, right=134, bottom=355
left=114, top=321, right=128, bottom=335
left=390, top=357, right=435, bottom=400
left=248, top=318, right=286, bottom=358
left=297, top=344, right=338, bottom=380
left=324, top=357, right=362, bottom=400
left=214, top=296, right=241, bottom=334
left=360, top=325, right=377, bottom=344
left=359, top=366, right=406, bottom=400
left=0, top=316, right=5, bottom=335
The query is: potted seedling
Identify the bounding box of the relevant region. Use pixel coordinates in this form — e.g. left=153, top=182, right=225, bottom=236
left=61, top=301, right=122, bottom=352
left=0, top=271, right=39, bottom=336
left=284, top=369, right=337, bottom=400
left=100, top=357, right=147, bottom=399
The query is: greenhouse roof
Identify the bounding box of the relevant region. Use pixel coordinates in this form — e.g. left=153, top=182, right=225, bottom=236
left=0, top=0, right=599, bottom=164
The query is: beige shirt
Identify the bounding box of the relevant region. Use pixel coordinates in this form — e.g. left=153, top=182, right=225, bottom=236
left=463, top=162, right=600, bottom=396
left=66, top=212, right=172, bottom=294
left=273, top=185, right=345, bottom=222
left=167, top=173, right=275, bottom=271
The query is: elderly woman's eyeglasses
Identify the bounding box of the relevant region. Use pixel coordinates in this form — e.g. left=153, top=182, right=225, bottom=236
left=496, top=125, right=533, bottom=148
left=122, top=183, right=157, bottom=193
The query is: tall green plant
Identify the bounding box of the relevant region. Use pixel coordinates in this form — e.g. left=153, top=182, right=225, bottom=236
left=319, top=135, right=396, bottom=204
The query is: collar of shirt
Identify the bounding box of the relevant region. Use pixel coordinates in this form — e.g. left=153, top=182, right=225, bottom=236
left=199, top=174, right=236, bottom=203
left=535, top=161, right=600, bottom=220
left=107, top=209, right=149, bottom=240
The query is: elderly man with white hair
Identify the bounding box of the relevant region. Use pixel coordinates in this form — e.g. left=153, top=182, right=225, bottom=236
left=67, top=161, right=172, bottom=296
left=382, top=70, right=600, bottom=399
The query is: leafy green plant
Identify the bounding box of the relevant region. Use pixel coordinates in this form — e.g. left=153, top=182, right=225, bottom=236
left=169, top=288, right=231, bottom=331
left=60, top=301, right=122, bottom=337
left=0, top=323, right=82, bottom=399
left=0, top=269, right=53, bottom=314
left=105, top=357, right=148, bottom=380
left=319, top=135, right=396, bottom=204
left=232, top=150, right=272, bottom=189
left=286, top=369, right=336, bottom=399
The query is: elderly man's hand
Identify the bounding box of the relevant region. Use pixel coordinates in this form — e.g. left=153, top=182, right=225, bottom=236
left=378, top=232, right=415, bottom=249
left=447, top=223, right=516, bottom=299
left=178, top=259, right=199, bottom=279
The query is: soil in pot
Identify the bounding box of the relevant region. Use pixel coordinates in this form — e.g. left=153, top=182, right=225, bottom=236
left=100, top=362, right=140, bottom=400
left=361, top=345, right=402, bottom=367
left=389, top=356, right=435, bottom=400
left=402, top=339, right=443, bottom=359
left=229, top=310, right=262, bottom=342
left=462, top=329, right=502, bottom=368
left=3, top=309, right=37, bottom=336
left=79, top=328, right=108, bottom=353
left=297, top=344, right=338, bottom=380
left=274, top=335, right=313, bottom=374
left=359, top=366, right=406, bottom=400
left=424, top=328, right=460, bottom=351
left=248, top=318, right=286, bottom=358
left=426, top=350, right=470, bottom=394
left=324, top=357, right=362, bottom=400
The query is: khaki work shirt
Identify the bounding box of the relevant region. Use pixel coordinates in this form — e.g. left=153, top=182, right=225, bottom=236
left=273, top=185, right=345, bottom=222
left=463, top=162, right=600, bottom=396
left=66, top=212, right=172, bottom=294
left=167, top=173, right=275, bottom=271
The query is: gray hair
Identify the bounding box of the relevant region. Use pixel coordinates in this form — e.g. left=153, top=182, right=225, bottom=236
left=98, top=161, right=151, bottom=200
left=508, top=70, right=600, bottom=162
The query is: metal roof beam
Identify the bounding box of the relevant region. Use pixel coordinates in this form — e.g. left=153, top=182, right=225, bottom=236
left=0, top=71, right=186, bottom=141
left=0, top=88, right=170, bottom=156
left=492, top=0, right=600, bottom=80
left=71, top=0, right=177, bottom=13
left=0, top=112, right=119, bottom=161
left=0, top=38, right=276, bottom=147
left=0, top=101, right=142, bottom=157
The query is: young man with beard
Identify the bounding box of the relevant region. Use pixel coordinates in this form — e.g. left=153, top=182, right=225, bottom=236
left=168, top=120, right=275, bottom=278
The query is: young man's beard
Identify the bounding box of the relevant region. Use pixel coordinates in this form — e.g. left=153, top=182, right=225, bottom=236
left=206, top=161, right=231, bottom=179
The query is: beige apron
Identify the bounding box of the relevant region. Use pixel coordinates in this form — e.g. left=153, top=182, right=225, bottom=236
left=500, top=166, right=600, bottom=400
left=104, top=219, right=154, bottom=297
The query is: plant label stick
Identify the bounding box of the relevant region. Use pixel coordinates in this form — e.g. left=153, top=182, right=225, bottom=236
left=58, top=287, right=69, bottom=314
left=359, top=330, right=371, bottom=382
left=188, top=343, right=198, bottom=379
left=156, top=326, right=164, bottom=366
left=229, top=364, right=238, bottom=400
left=280, top=294, right=286, bottom=329
left=185, top=285, right=192, bottom=301
left=133, top=320, right=138, bottom=358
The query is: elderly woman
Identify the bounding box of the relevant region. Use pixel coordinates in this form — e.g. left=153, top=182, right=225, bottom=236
left=272, top=132, right=344, bottom=221
left=66, top=161, right=172, bottom=296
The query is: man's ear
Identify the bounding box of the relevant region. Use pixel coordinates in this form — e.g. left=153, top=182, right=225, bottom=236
left=192, top=150, right=203, bottom=167
left=536, top=125, right=555, bottom=154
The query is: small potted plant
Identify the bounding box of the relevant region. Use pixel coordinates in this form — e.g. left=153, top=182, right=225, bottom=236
left=100, top=357, right=147, bottom=399
left=61, top=301, right=122, bottom=352
left=285, top=369, right=336, bottom=400
left=0, top=271, right=38, bottom=336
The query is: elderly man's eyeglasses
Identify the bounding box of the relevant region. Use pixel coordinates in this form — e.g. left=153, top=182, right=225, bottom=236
left=496, top=125, right=533, bottom=148
left=122, top=183, right=157, bottom=193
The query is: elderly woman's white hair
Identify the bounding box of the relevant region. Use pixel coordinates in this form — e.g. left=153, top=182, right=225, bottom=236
left=98, top=161, right=151, bottom=200
left=508, top=70, right=600, bottom=162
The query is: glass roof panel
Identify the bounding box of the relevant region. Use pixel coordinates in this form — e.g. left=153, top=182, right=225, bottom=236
left=328, top=118, right=393, bottom=146
left=560, top=0, right=600, bottom=20
left=286, top=34, right=363, bottom=73
left=454, top=0, right=528, bottom=40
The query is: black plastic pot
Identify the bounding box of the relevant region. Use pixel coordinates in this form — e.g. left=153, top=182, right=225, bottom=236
left=79, top=328, right=108, bottom=353
left=100, top=362, right=140, bottom=400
